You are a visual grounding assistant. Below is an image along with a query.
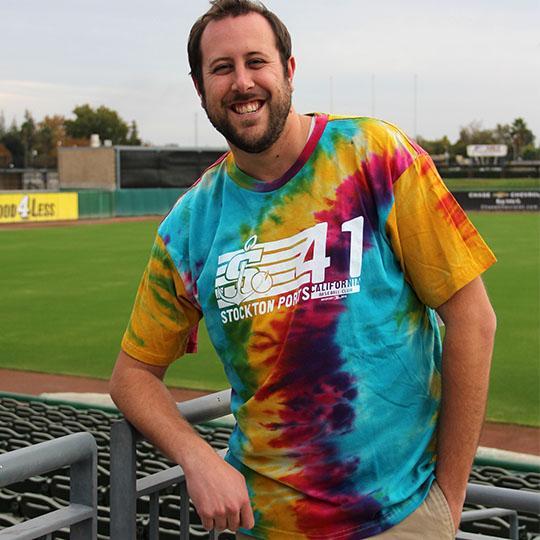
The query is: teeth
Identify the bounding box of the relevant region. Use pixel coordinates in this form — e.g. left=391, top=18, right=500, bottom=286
left=233, top=101, right=261, bottom=114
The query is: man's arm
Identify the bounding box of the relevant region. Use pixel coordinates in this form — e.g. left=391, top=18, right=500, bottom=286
left=109, top=350, right=255, bottom=532
left=435, top=276, right=496, bottom=531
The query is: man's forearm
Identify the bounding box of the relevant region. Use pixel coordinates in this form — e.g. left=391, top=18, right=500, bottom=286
left=436, top=324, right=493, bottom=503
left=435, top=278, right=496, bottom=528
left=109, top=354, right=214, bottom=467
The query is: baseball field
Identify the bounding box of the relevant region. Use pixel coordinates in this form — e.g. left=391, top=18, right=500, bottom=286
left=1, top=211, right=539, bottom=426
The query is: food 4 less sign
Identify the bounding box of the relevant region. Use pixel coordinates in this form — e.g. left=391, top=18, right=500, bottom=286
left=0, top=193, right=79, bottom=224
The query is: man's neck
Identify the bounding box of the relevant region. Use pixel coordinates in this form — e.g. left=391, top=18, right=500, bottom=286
left=229, top=110, right=312, bottom=182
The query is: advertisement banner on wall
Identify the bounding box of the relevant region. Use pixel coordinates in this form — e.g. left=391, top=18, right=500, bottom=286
left=0, top=193, right=79, bottom=224
left=453, top=191, right=540, bottom=211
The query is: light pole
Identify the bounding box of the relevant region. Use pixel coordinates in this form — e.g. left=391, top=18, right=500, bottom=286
left=413, top=73, right=418, bottom=138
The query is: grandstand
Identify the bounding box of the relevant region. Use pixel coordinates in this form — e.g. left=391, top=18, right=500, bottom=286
left=0, top=391, right=539, bottom=539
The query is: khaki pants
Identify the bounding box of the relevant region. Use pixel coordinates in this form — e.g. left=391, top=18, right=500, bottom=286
left=236, top=481, right=455, bottom=539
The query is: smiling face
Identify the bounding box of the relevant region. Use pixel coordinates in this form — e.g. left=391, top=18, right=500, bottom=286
left=197, top=12, right=294, bottom=154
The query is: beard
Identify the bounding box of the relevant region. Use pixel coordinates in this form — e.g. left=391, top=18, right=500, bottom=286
left=202, top=82, right=292, bottom=154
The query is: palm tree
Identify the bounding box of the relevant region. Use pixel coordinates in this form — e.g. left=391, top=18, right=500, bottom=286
left=510, top=118, right=534, bottom=160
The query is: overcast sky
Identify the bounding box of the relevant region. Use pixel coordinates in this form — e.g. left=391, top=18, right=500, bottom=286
left=2, top=0, right=539, bottom=148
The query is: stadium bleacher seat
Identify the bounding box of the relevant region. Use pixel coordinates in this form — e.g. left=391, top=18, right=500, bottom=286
left=19, top=492, right=65, bottom=520
left=0, top=394, right=538, bottom=539
left=521, top=511, right=540, bottom=535
left=525, top=473, right=540, bottom=488
left=8, top=476, right=49, bottom=496
left=49, top=474, right=70, bottom=503
left=0, top=514, right=22, bottom=528
left=0, top=490, right=19, bottom=514
left=459, top=513, right=527, bottom=538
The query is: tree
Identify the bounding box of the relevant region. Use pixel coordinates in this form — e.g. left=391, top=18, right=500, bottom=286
left=510, top=118, right=535, bottom=160
left=493, top=123, right=513, bottom=148
left=65, top=104, right=130, bottom=144
left=416, top=135, right=451, bottom=156
left=127, top=120, right=142, bottom=146
left=33, top=115, right=66, bottom=168
left=454, top=119, right=535, bottom=160
left=452, top=121, right=498, bottom=158
left=0, top=111, right=6, bottom=138
left=522, top=143, right=540, bottom=160
left=1, top=107, right=145, bottom=168
left=20, top=110, right=37, bottom=167
left=1, top=119, right=24, bottom=167
left=0, top=143, right=12, bottom=167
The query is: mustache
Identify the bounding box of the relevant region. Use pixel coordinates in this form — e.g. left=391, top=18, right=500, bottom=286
left=226, top=92, right=267, bottom=106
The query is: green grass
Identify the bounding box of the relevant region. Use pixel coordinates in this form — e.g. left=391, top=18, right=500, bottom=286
left=468, top=212, right=540, bottom=426
left=444, top=177, right=540, bottom=191
left=0, top=221, right=229, bottom=391
left=1, top=214, right=539, bottom=425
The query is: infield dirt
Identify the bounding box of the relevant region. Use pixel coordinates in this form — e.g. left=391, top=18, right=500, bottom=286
left=1, top=368, right=538, bottom=456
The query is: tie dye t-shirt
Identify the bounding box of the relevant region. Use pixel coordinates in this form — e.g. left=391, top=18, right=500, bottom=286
left=122, top=114, right=496, bottom=539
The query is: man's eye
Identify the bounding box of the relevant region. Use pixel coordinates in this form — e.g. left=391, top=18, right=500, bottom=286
left=212, top=64, right=232, bottom=74
left=248, top=59, right=265, bottom=67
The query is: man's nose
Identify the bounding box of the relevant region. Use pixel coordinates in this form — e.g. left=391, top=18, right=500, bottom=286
left=231, top=65, right=255, bottom=93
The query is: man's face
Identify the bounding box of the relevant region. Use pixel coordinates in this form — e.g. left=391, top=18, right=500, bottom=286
left=198, top=12, right=293, bottom=154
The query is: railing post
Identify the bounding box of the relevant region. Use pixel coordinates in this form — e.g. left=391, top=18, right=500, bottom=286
left=69, top=438, right=97, bottom=540
left=179, top=482, right=190, bottom=540
left=110, top=419, right=138, bottom=539
left=0, top=432, right=97, bottom=540
left=508, top=511, right=519, bottom=539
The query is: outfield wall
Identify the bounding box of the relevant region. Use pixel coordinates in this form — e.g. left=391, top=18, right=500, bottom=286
left=0, top=188, right=186, bottom=223
left=39, top=188, right=540, bottom=218
left=0, top=192, right=79, bottom=224
left=454, top=190, right=540, bottom=211
left=77, top=188, right=186, bottom=218
left=2, top=188, right=538, bottom=224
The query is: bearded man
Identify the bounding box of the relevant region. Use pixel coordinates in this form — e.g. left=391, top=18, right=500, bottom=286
left=110, top=1, right=497, bottom=538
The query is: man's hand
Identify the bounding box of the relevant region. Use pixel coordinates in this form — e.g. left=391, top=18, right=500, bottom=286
left=183, top=449, right=255, bottom=531
left=438, top=481, right=466, bottom=532
left=109, top=351, right=255, bottom=532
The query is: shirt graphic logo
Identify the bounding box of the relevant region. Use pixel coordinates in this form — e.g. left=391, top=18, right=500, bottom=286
left=215, top=217, right=364, bottom=322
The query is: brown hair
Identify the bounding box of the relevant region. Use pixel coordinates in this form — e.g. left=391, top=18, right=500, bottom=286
left=188, top=0, right=292, bottom=92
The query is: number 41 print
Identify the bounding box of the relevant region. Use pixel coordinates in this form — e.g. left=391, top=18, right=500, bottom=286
left=300, top=216, right=364, bottom=283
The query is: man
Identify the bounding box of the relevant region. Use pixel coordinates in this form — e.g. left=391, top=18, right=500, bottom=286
left=109, top=1, right=497, bottom=538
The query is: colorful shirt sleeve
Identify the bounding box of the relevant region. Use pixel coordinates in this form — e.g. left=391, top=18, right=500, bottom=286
left=121, top=234, right=202, bottom=366
left=386, top=152, right=497, bottom=308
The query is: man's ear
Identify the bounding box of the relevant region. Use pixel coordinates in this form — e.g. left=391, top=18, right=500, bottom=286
left=287, top=56, right=296, bottom=90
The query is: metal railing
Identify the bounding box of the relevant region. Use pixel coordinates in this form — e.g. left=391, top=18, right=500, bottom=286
left=0, top=432, right=97, bottom=540
left=457, top=483, right=540, bottom=539
left=110, top=389, right=540, bottom=540
left=109, top=389, right=231, bottom=539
